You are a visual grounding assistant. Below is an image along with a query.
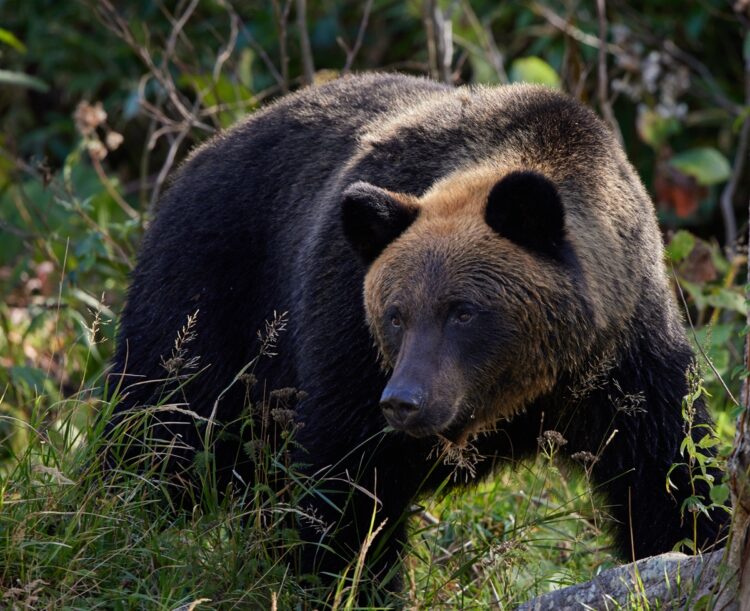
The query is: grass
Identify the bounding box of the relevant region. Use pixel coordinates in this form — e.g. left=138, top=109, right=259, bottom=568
left=0, top=361, right=629, bottom=610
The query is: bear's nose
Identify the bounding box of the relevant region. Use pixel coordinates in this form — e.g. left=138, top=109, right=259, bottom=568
left=380, top=386, right=424, bottom=429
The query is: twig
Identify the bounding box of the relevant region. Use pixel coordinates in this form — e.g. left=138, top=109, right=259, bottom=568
left=719, top=39, right=750, bottom=253
left=163, top=0, right=200, bottom=62
left=672, top=264, right=740, bottom=406
left=224, top=3, right=284, bottom=88
left=95, top=0, right=213, bottom=133
left=340, top=0, right=374, bottom=75
left=532, top=1, right=623, bottom=55
left=212, top=0, right=239, bottom=83
left=595, top=0, right=624, bottom=145
left=272, top=0, right=293, bottom=93
left=423, top=0, right=440, bottom=80
left=295, top=0, right=315, bottom=85
left=90, top=155, right=140, bottom=220
left=148, top=114, right=195, bottom=211
left=459, top=0, right=508, bottom=83
left=434, top=1, right=454, bottom=84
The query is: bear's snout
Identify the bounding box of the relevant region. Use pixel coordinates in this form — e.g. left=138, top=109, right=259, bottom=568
left=380, top=385, right=425, bottom=431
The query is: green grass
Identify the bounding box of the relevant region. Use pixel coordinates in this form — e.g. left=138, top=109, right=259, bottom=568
left=0, top=371, right=628, bottom=610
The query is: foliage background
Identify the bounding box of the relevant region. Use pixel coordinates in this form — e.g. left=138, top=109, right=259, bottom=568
left=0, top=0, right=748, bottom=608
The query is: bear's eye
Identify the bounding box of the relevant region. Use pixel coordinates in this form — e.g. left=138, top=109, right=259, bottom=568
left=391, top=315, right=402, bottom=328
left=449, top=304, right=477, bottom=325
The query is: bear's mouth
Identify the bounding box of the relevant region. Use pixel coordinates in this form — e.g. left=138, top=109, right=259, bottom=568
left=382, top=408, right=447, bottom=438
left=382, top=396, right=471, bottom=440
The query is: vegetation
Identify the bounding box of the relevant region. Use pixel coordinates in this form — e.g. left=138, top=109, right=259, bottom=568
left=1, top=1, right=748, bottom=608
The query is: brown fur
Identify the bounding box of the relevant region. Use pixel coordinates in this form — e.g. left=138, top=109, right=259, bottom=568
left=364, top=166, right=584, bottom=438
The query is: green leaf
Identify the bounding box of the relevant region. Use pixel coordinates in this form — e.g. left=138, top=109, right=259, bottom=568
left=10, top=365, right=50, bottom=394
left=674, top=537, right=696, bottom=553
left=637, top=107, right=681, bottom=149
left=0, top=69, right=49, bottom=92
left=744, top=31, right=750, bottom=64
left=509, top=56, right=560, bottom=88
left=0, top=28, right=26, bottom=53
left=709, top=483, right=730, bottom=506
left=705, top=287, right=747, bottom=315
left=666, top=230, right=695, bottom=262
left=697, top=434, right=720, bottom=449
left=669, top=147, right=731, bottom=186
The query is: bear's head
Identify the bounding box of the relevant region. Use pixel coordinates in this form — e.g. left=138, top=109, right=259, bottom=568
left=342, top=167, right=589, bottom=443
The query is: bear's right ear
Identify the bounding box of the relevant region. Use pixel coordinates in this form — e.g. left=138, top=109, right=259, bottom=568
left=485, top=171, right=567, bottom=260
left=341, top=182, right=420, bottom=264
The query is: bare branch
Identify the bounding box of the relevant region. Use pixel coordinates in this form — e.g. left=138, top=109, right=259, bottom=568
left=532, top=1, right=623, bottom=54
left=672, top=264, right=740, bottom=406
left=595, top=0, right=624, bottom=144
left=341, top=0, right=374, bottom=75
left=95, top=0, right=213, bottom=133
left=222, top=1, right=285, bottom=89
left=163, top=0, right=200, bottom=62
left=272, top=0, right=293, bottom=93
left=295, top=0, right=315, bottom=85
left=719, top=50, right=750, bottom=253
left=459, top=0, right=508, bottom=83
left=722, top=17, right=750, bottom=611
left=423, top=0, right=440, bottom=80
left=212, top=0, right=239, bottom=83
left=434, top=3, right=454, bottom=84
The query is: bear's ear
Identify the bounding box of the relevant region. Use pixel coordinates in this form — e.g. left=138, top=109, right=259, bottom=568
left=341, top=182, right=420, bottom=264
left=485, top=171, right=566, bottom=259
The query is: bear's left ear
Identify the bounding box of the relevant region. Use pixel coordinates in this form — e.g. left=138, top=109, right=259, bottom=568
left=485, top=171, right=566, bottom=260
left=341, top=181, right=420, bottom=264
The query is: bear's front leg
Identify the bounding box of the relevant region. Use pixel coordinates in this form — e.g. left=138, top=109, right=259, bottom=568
left=293, top=432, right=423, bottom=597
left=559, top=348, right=729, bottom=560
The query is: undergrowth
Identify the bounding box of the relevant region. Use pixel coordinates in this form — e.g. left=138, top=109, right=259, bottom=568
left=0, top=382, right=618, bottom=609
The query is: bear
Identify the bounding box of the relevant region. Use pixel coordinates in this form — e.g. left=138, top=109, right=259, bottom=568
left=107, top=72, right=727, bottom=591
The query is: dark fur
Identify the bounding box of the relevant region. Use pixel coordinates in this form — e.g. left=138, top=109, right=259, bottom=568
left=108, top=73, right=728, bottom=588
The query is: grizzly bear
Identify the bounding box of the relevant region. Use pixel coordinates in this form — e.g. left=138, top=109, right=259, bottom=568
left=108, top=73, right=727, bottom=588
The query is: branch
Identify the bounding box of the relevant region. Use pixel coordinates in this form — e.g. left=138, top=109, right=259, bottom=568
left=459, top=0, right=508, bottom=83
left=295, top=0, right=315, bottom=85
left=723, top=18, right=750, bottom=609
left=719, top=44, right=750, bottom=254
left=423, top=0, right=439, bottom=81
left=595, top=0, right=624, bottom=145
left=434, top=2, right=453, bottom=84
left=518, top=550, right=735, bottom=610
left=340, top=0, right=374, bottom=75
left=272, top=0, right=293, bottom=93
left=531, top=1, right=623, bottom=55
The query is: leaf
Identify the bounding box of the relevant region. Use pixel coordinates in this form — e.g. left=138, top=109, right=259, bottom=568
left=704, top=287, right=747, bottom=315
left=637, top=107, right=681, bottom=149
left=696, top=434, right=719, bottom=449
left=10, top=366, right=50, bottom=394
left=0, top=28, right=26, bottom=53
left=0, top=69, right=49, bottom=92
left=665, top=230, right=695, bottom=263
left=509, top=56, right=560, bottom=88
left=669, top=148, right=731, bottom=186
left=709, top=483, right=730, bottom=506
